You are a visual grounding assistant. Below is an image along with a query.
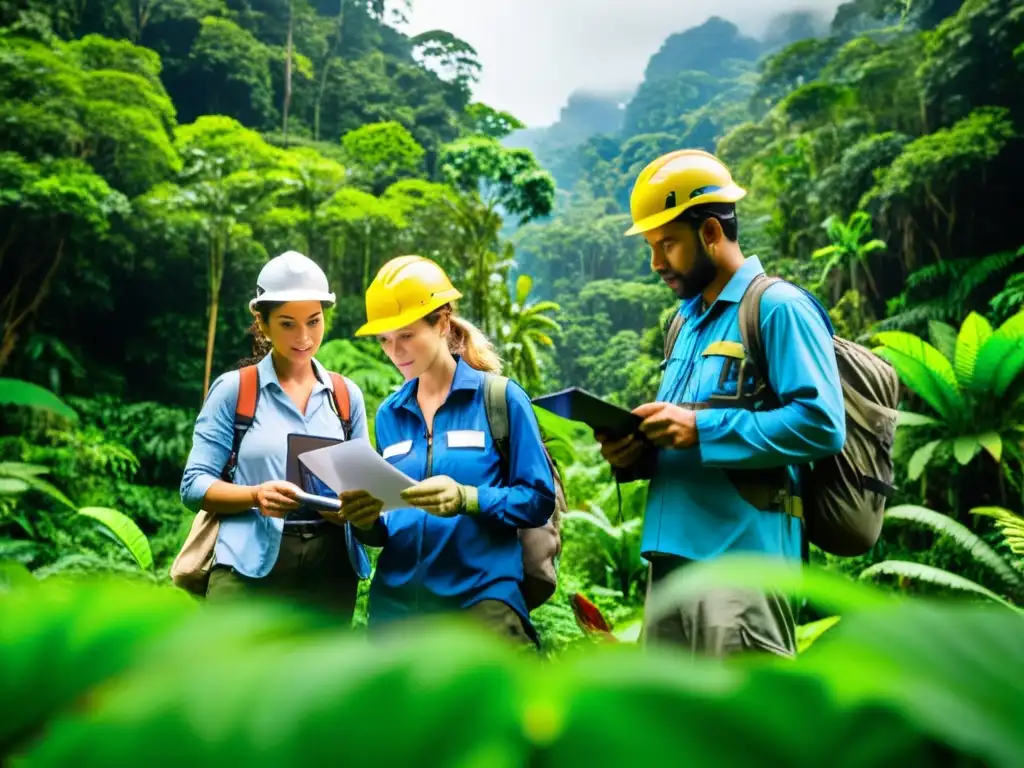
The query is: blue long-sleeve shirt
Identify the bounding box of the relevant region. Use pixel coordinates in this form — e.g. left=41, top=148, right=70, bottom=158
left=179, top=353, right=369, bottom=578
left=367, top=357, right=555, bottom=635
left=640, top=256, right=845, bottom=562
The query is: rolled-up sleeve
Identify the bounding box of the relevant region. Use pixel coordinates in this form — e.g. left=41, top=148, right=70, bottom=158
left=180, top=373, right=239, bottom=512
left=695, top=291, right=846, bottom=469
left=475, top=381, right=556, bottom=528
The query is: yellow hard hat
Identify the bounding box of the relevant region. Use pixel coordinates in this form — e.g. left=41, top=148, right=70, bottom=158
left=624, top=149, right=747, bottom=236
left=355, top=255, right=463, bottom=336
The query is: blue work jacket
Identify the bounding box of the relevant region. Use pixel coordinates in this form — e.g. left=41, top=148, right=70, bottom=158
left=368, top=357, right=556, bottom=636
left=640, top=256, right=846, bottom=562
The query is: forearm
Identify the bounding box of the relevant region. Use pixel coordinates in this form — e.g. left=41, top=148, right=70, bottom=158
left=195, top=479, right=259, bottom=515
left=695, top=401, right=845, bottom=470
left=474, top=485, right=554, bottom=529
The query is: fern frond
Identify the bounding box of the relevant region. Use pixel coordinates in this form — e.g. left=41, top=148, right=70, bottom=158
left=972, top=507, right=1024, bottom=559
left=859, top=560, right=1019, bottom=609
left=884, top=505, right=1024, bottom=595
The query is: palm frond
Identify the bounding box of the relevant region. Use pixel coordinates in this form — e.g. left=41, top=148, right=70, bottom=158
left=972, top=507, right=1024, bottom=558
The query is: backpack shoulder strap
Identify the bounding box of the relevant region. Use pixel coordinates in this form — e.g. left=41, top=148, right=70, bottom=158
left=482, top=373, right=511, bottom=468
left=222, top=365, right=259, bottom=482
left=663, top=309, right=685, bottom=364
left=326, top=371, right=353, bottom=440
left=738, top=274, right=784, bottom=398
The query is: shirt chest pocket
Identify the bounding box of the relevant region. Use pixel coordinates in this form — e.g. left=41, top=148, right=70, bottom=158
left=381, top=439, right=421, bottom=477
left=701, top=341, right=756, bottom=402
left=439, top=429, right=494, bottom=481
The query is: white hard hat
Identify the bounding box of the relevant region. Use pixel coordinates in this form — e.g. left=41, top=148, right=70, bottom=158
left=249, top=251, right=336, bottom=312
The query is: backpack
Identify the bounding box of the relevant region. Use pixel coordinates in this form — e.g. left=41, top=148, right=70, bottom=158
left=662, top=274, right=900, bottom=557
left=482, top=373, right=567, bottom=612
left=170, top=365, right=352, bottom=596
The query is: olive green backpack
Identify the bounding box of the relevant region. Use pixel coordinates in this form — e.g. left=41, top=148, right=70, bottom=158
left=482, top=374, right=567, bottom=611
left=663, top=274, right=900, bottom=556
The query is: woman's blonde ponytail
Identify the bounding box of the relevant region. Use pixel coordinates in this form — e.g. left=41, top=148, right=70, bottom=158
left=446, top=313, right=502, bottom=374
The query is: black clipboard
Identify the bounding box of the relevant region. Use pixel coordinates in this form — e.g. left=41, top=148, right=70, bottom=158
left=286, top=433, right=342, bottom=488
left=531, top=387, right=642, bottom=439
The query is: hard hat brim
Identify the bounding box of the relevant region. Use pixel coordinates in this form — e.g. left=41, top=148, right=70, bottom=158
left=624, top=183, right=747, bottom=236
left=249, top=290, right=337, bottom=312
left=354, top=290, right=463, bottom=337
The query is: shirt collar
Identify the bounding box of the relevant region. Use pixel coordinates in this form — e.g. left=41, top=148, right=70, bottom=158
left=716, top=255, right=765, bottom=304
left=392, top=356, right=483, bottom=412
left=256, top=353, right=332, bottom=394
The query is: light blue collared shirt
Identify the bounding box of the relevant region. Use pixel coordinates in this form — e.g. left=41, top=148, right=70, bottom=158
left=180, top=353, right=368, bottom=578
left=642, top=256, right=846, bottom=562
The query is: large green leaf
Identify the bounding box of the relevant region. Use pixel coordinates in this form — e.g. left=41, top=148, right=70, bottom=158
left=859, top=560, right=1018, bottom=609
left=795, top=615, right=840, bottom=653
left=882, top=505, right=1024, bottom=596
left=872, top=332, right=962, bottom=419
left=896, top=411, right=938, bottom=427
left=977, top=432, right=1003, bottom=462
left=14, top=581, right=1024, bottom=767
left=953, top=312, right=992, bottom=389
left=76, top=508, right=153, bottom=571
left=971, top=312, right=1024, bottom=397
left=953, top=435, right=981, bottom=465
left=907, top=440, right=941, bottom=480
left=926, top=320, right=957, bottom=363
left=0, top=379, right=78, bottom=422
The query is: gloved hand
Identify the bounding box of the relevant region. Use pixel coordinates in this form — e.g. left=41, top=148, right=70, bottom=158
left=400, top=475, right=478, bottom=518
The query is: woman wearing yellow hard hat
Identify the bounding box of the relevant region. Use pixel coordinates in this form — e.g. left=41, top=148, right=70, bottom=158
left=340, top=255, right=556, bottom=648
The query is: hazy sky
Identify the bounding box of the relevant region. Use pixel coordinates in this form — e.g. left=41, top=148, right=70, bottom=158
left=403, top=0, right=844, bottom=127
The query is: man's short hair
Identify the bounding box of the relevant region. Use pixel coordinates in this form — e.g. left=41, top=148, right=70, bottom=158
left=674, top=203, right=739, bottom=242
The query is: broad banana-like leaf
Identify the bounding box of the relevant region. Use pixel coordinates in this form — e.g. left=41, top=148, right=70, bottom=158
left=953, top=312, right=993, bottom=390
left=859, top=560, right=1018, bottom=609
left=0, top=379, right=78, bottom=422
left=885, top=505, right=1024, bottom=595
left=927, top=320, right=958, bottom=364
left=872, top=332, right=962, bottom=419
left=907, top=439, right=941, bottom=480
left=77, top=507, right=154, bottom=571
left=953, top=435, right=981, bottom=465
left=971, top=507, right=1024, bottom=557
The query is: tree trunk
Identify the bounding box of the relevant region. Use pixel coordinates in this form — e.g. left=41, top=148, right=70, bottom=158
left=314, top=0, right=346, bottom=141
left=282, top=0, right=294, bottom=146
left=202, top=229, right=228, bottom=400
left=0, top=237, right=64, bottom=373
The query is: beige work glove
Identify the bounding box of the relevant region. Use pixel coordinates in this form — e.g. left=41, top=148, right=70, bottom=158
left=399, top=475, right=479, bottom=518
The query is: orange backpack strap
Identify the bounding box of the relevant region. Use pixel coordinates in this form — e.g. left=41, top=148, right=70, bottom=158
left=327, top=372, right=353, bottom=440
left=221, top=366, right=260, bottom=482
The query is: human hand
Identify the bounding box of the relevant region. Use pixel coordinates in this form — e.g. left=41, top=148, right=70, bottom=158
left=400, top=475, right=476, bottom=518
left=328, top=489, right=384, bottom=530
left=632, top=402, right=698, bottom=450
left=253, top=480, right=302, bottom=518
left=594, top=431, right=646, bottom=468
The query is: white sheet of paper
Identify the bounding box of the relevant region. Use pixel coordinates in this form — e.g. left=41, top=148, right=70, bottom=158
left=298, top=437, right=415, bottom=512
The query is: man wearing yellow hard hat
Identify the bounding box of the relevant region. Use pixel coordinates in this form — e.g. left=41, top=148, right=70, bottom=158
left=598, top=149, right=846, bottom=657
left=338, top=255, right=558, bottom=648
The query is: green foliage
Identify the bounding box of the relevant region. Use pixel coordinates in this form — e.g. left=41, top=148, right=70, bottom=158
left=2, top=562, right=1023, bottom=765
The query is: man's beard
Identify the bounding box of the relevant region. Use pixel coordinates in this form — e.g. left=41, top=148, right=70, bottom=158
left=666, top=238, right=717, bottom=300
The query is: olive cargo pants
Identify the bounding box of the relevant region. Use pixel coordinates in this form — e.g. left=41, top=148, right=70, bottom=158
left=640, top=555, right=797, bottom=658
left=206, top=524, right=359, bottom=623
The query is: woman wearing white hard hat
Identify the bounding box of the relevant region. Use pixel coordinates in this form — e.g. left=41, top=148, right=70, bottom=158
left=177, top=250, right=370, bottom=620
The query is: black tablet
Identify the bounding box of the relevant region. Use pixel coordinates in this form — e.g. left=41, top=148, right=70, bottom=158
left=286, top=433, right=342, bottom=488
left=531, top=387, right=642, bottom=439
